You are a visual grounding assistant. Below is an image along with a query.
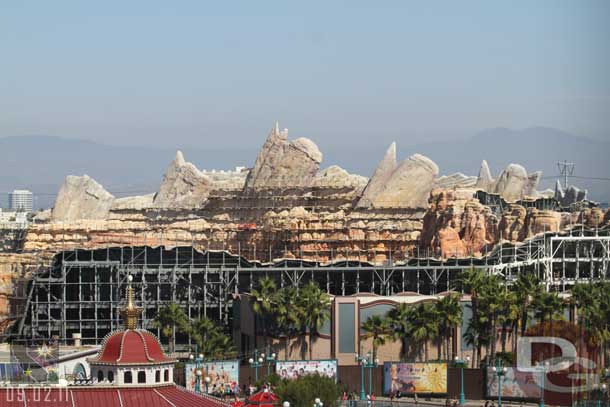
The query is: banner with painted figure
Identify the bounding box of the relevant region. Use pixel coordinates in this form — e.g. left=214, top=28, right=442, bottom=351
left=384, top=362, right=447, bottom=395
left=486, top=367, right=542, bottom=399
left=276, top=360, right=338, bottom=381
left=185, top=360, right=239, bottom=394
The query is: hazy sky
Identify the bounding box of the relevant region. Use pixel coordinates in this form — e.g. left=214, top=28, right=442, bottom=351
left=1, top=1, right=609, bottom=151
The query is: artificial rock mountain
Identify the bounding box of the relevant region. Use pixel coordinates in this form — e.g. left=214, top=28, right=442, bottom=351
left=1, top=123, right=609, bottom=322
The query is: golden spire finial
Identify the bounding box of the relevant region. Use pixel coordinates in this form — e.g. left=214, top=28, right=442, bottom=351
left=119, top=275, right=142, bottom=330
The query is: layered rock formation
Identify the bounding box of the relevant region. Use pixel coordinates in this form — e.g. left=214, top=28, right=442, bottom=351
left=244, top=123, right=323, bottom=190
left=153, top=151, right=212, bottom=209
left=51, top=175, right=115, bottom=222
left=420, top=188, right=609, bottom=257
left=358, top=144, right=439, bottom=209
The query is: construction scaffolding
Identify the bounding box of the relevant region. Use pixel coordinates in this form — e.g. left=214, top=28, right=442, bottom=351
left=15, top=226, right=610, bottom=347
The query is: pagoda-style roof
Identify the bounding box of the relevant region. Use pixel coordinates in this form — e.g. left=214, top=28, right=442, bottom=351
left=88, top=329, right=176, bottom=366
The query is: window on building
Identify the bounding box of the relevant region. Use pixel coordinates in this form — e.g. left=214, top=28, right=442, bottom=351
left=124, top=371, right=132, bottom=383
left=164, top=369, right=169, bottom=382
left=108, top=371, right=114, bottom=383
left=137, top=371, right=146, bottom=383
left=97, top=370, right=104, bottom=382
left=155, top=370, right=160, bottom=383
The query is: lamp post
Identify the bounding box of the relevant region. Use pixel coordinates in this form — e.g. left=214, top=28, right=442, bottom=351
left=314, top=397, right=323, bottom=407
left=262, top=346, right=276, bottom=376
left=283, top=402, right=290, bottom=407
left=204, top=376, right=211, bottom=394
left=537, top=361, right=549, bottom=407
left=597, top=383, right=607, bottom=407
left=355, top=354, right=368, bottom=401
left=454, top=355, right=471, bottom=405
left=189, top=352, right=204, bottom=393
left=492, top=359, right=508, bottom=407
left=248, top=349, right=264, bottom=382
left=356, top=352, right=377, bottom=400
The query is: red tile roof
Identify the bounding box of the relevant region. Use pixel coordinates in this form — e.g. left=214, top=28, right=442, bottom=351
left=0, top=385, right=228, bottom=406
left=88, top=329, right=176, bottom=366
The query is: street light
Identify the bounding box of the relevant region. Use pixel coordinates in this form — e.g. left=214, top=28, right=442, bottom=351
left=263, top=346, right=277, bottom=376
left=454, top=355, right=471, bottom=405
left=355, top=354, right=368, bottom=400
left=598, top=383, right=607, bottom=407
left=283, top=402, right=290, bottom=407
left=190, top=353, right=204, bottom=393
left=314, top=398, right=323, bottom=407
left=204, top=376, right=211, bottom=394
left=492, top=360, right=508, bottom=407
left=537, top=360, right=549, bottom=407
left=356, top=352, right=377, bottom=401
left=249, top=350, right=264, bottom=382
left=195, top=369, right=202, bottom=393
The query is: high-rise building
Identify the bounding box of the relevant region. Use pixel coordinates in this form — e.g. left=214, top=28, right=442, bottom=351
left=8, top=189, right=33, bottom=212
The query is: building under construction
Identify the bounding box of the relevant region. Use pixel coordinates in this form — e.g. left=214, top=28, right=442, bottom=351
left=11, top=224, right=610, bottom=348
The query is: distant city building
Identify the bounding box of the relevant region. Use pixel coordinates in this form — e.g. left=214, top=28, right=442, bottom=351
left=8, top=189, right=33, bottom=212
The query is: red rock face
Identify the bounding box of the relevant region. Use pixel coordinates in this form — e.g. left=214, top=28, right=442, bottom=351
left=420, top=189, right=610, bottom=257
left=421, top=189, right=497, bottom=257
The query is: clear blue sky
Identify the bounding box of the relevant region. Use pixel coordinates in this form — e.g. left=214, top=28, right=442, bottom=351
left=1, top=1, right=608, bottom=150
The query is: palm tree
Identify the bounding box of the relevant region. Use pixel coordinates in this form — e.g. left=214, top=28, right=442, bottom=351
left=571, top=282, right=610, bottom=368
left=497, top=290, right=519, bottom=354
left=297, top=281, right=331, bottom=360
left=273, top=287, right=300, bottom=360
left=478, top=274, right=505, bottom=360
left=463, top=317, right=488, bottom=368
left=435, top=293, right=463, bottom=360
left=250, top=277, right=277, bottom=347
left=409, top=302, right=439, bottom=361
left=189, top=316, right=236, bottom=360
left=532, top=291, right=564, bottom=326
left=513, top=273, right=542, bottom=336
left=152, top=303, right=188, bottom=353
left=455, top=268, right=487, bottom=364
left=361, top=315, right=390, bottom=360
left=387, top=303, right=414, bottom=361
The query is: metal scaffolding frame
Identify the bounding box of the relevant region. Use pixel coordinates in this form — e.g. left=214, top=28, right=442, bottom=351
left=16, top=226, right=610, bottom=347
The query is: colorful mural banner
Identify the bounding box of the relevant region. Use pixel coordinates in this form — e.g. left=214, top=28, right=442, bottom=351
left=275, top=360, right=338, bottom=381
left=486, top=368, right=542, bottom=399
left=185, top=360, right=239, bottom=394
left=384, top=362, right=447, bottom=395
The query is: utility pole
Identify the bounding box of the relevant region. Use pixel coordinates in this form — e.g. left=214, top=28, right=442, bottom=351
left=557, top=160, right=575, bottom=189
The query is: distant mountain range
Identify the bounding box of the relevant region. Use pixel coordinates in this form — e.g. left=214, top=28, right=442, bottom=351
left=1, top=127, right=608, bottom=209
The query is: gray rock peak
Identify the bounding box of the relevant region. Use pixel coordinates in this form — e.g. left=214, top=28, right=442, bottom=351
left=475, top=160, right=494, bottom=191
left=153, top=151, right=212, bottom=209
left=358, top=143, right=439, bottom=209
left=244, top=122, right=323, bottom=190
left=51, top=174, right=115, bottom=221
left=555, top=180, right=588, bottom=206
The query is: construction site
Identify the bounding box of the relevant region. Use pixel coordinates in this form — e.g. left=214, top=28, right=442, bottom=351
left=1, top=125, right=609, bottom=348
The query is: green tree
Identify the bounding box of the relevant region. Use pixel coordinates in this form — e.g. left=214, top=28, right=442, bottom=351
left=409, top=302, right=439, bottom=361
left=297, top=281, right=331, bottom=360
left=435, top=293, right=463, bottom=360
left=273, top=286, right=300, bottom=360
left=152, top=303, right=188, bottom=353
left=512, top=273, right=543, bottom=336
left=189, top=316, right=236, bottom=360
left=361, top=314, right=390, bottom=360
left=387, top=303, right=414, bottom=361
left=251, top=277, right=277, bottom=347
left=274, top=373, right=342, bottom=407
